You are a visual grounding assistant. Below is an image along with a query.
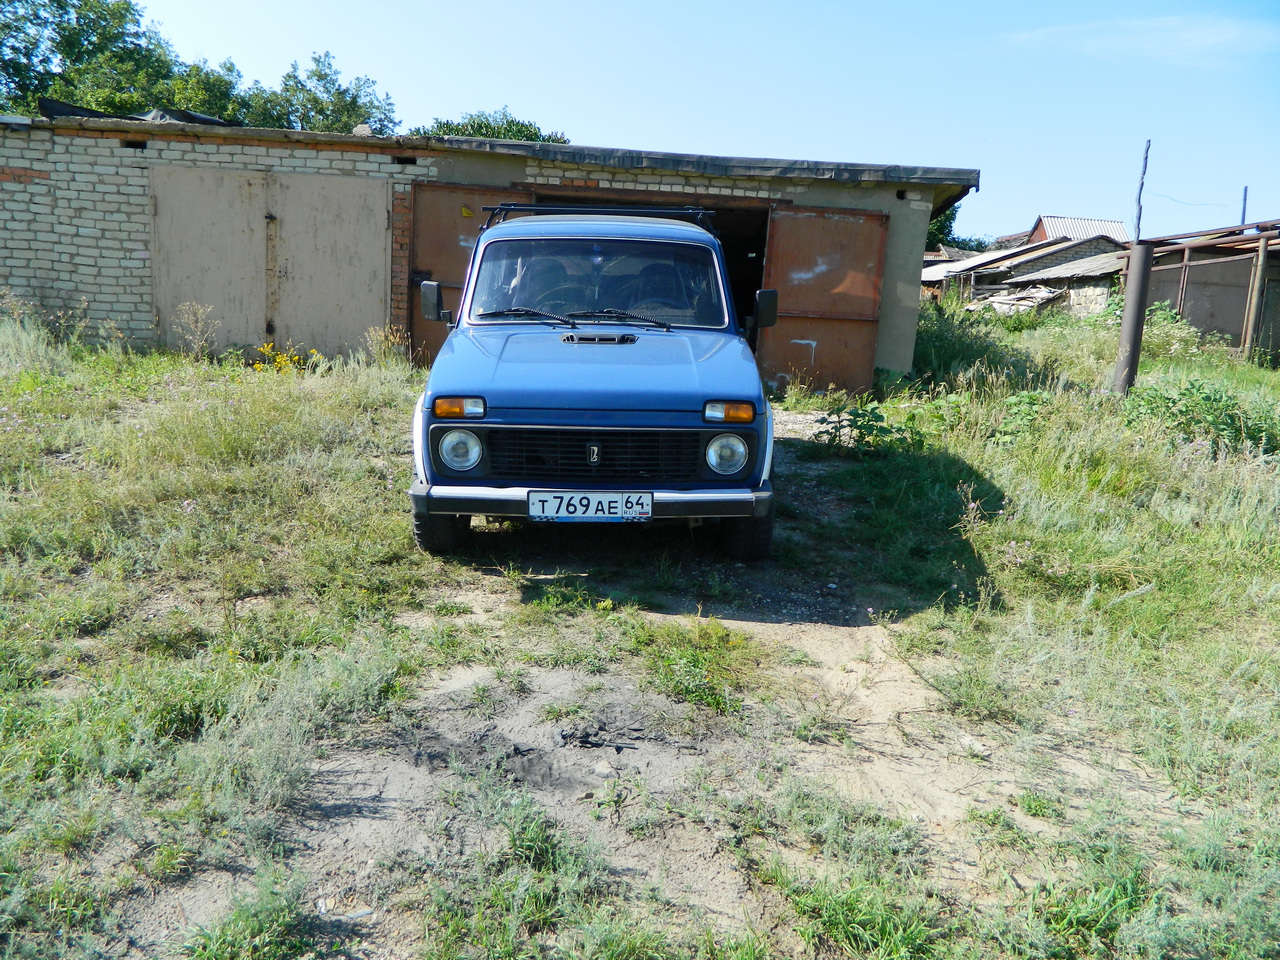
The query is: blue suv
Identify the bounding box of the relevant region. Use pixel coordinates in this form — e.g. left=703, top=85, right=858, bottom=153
left=409, top=205, right=778, bottom=559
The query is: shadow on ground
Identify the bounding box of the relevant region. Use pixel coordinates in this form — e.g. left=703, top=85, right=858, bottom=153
left=445, top=434, right=1003, bottom=628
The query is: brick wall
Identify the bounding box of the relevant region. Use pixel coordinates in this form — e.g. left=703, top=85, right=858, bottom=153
left=1066, top=279, right=1112, bottom=318
left=518, top=158, right=786, bottom=200
left=1, top=129, right=153, bottom=337
left=0, top=123, right=434, bottom=344
left=389, top=186, right=413, bottom=336
left=1, top=121, right=957, bottom=379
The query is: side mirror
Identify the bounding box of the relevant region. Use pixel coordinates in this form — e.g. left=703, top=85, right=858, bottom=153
left=754, top=289, right=778, bottom=329
left=420, top=280, right=445, bottom=323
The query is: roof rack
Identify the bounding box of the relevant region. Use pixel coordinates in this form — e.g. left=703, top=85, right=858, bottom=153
left=482, top=203, right=717, bottom=233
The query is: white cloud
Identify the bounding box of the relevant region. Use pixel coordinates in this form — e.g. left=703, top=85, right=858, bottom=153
left=1006, top=15, right=1280, bottom=67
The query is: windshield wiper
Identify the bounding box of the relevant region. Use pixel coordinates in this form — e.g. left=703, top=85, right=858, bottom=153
left=476, top=307, right=576, bottom=327
left=566, top=308, right=671, bottom=330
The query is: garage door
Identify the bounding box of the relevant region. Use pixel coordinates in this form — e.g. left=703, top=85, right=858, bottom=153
left=756, top=206, right=888, bottom=392
left=152, top=168, right=390, bottom=357
left=409, top=184, right=533, bottom=364
left=151, top=166, right=267, bottom=350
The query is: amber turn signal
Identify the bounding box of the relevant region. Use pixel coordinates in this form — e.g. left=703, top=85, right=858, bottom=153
left=704, top=401, right=755, bottom=423
left=432, top=396, right=486, bottom=418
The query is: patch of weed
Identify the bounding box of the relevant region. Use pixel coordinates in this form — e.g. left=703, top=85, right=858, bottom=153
left=1127, top=377, right=1280, bottom=456
left=431, top=599, right=473, bottom=617
left=182, top=870, right=319, bottom=960
left=625, top=617, right=763, bottom=714
left=775, top=781, right=930, bottom=877
left=540, top=700, right=589, bottom=723
left=1033, top=861, right=1151, bottom=957
left=1017, top=790, right=1065, bottom=820
left=766, top=868, right=939, bottom=960
left=966, top=806, right=1032, bottom=850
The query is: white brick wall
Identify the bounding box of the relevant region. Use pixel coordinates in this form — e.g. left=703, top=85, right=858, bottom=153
left=518, top=158, right=785, bottom=201
left=0, top=125, right=433, bottom=344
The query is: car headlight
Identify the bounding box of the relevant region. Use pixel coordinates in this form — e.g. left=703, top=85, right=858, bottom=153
left=706, top=433, right=748, bottom=475
left=439, top=429, right=482, bottom=471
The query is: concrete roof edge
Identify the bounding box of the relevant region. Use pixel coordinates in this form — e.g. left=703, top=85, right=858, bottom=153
left=434, top=136, right=982, bottom=187
left=22, top=117, right=981, bottom=188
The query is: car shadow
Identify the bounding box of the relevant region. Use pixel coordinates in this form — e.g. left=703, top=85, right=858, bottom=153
left=452, top=435, right=1002, bottom=628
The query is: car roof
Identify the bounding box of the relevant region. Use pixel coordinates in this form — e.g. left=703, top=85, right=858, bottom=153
left=480, top=214, right=717, bottom=244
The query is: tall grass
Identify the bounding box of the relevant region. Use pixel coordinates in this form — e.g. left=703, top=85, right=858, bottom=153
left=899, top=301, right=1280, bottom=800
left=0, top=297, right=433, bottom=954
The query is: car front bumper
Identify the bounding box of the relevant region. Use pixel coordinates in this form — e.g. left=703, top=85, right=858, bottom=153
left=408, top=478, right=772, bottom=520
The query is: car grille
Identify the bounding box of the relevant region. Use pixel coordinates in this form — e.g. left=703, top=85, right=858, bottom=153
left=485, top=428, right=703, bottom=483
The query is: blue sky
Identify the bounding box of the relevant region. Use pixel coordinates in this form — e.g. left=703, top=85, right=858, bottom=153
left=137, top=0, right=1279, bottom=243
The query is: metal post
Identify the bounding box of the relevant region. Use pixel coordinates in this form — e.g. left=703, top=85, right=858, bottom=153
left=1242, top=237, right=1270, bottom=356
left=1112, top=241, right=1155, bottom=394
left=1175, top=247, right=1190, bottom=314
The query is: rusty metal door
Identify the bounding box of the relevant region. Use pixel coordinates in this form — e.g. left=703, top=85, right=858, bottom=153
left=410, top=184, right=533, bottom=364
left=151, top=166, right=268, bottom=350
left=271, top=173, right=390, bottom=356
left=757, top=206, right=888, bottom=391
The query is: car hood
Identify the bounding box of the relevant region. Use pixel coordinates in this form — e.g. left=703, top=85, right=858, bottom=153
left=426, top=325, right=763, bottom=410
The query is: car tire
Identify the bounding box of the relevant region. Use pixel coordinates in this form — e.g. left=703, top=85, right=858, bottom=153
left=413, top=513, right=470, bottom=553
left=722, top=499, right=774, bottom=561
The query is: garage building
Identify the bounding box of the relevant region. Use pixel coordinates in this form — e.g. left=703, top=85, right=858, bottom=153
left=0, top=115, right=978, bottom=390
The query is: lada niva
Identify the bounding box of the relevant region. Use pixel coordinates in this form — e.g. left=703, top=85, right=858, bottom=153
left=409, top=204, right=778, bottom=559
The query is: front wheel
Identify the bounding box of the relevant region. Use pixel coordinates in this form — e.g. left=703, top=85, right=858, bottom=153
left=413, top=513, right=470, bottom=554
left=722, top=500, right=774, bottom=561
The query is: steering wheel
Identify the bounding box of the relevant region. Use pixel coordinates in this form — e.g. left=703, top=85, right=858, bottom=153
left=531, top=284, right=583, bottom=313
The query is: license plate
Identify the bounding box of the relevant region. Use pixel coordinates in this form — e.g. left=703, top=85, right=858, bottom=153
left=528, top=491, right=652, bottom=522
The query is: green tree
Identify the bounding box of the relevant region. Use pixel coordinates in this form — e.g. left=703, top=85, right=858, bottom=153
left=168, top=59, right=243, bottom=120
left=410, top=106, right=568, bottom=143
left=927, top=204, right=988, bottom=252
left=0, top=0, right=174, bottom=115
left=1, top=3, right=399, bottom=134
left=238, top=52, right=396, bottom=135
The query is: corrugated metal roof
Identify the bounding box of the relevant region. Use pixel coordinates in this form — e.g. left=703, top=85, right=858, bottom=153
left=1036, top=216, right=1129, bottom=243
left=972, top=235, right=1124, bottom=274
left=921, top=236, right=1081, bottom=282
left=1006, top=250, right=1125, bottom=284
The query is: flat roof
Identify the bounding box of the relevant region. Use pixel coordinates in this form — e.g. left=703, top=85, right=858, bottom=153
left=25, top=117, right=979, bottom=195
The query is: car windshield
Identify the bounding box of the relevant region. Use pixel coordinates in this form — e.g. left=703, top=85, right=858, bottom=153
left=468, top=238, right=727, bottom=328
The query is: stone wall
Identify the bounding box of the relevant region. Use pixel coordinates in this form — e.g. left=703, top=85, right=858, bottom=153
left=1065, top=278, right=1113, bottom=317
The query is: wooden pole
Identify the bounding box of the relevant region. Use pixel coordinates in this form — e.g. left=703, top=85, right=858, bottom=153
left=1241, top=237, right=1270, bottom=356
left=1113, top=241, right=1154, bottom=394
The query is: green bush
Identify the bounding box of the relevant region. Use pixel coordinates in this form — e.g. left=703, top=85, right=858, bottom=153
left=813, top=401, right=918, bottom=455
left=1126, top=378, right=1280, bottom=456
